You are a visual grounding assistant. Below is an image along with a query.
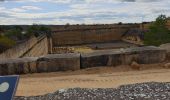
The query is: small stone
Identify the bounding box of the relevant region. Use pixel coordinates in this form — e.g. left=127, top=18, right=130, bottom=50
left=14, top=82, right=170, bottom=100
left=164, top=63, right=170, bottom=69
left=131, top=61, right=140, bottom=70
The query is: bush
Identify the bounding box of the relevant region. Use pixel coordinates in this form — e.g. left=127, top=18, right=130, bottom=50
left=0, top=36, right=16, bottom=53
left=144, top=31, right=170, bottom=46
left=26, top=24, right=51, bottom=37
left=144, top=15, right=170, bottom=46
left=4, top=26, right=23, bottom=40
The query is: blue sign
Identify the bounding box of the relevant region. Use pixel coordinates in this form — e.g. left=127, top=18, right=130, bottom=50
left=0, top=75, right=19, bottom=100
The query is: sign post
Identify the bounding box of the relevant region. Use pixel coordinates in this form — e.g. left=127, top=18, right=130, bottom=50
left=0, top=75, right=19, bottom=100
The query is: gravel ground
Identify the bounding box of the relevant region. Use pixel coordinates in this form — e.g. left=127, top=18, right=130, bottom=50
left=15, top=82, right=170, bottom=100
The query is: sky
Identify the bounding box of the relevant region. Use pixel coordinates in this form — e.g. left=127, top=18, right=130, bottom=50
left=0, top=0, right=170, bottom=25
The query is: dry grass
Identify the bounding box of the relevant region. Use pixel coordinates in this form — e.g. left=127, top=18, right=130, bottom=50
left=73, top=46, right=93, bottom=53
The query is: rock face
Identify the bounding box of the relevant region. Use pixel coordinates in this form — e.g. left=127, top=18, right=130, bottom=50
left=81, top=52, right=109, bottom=68
left=0, top=57, right=38, bottom=75
left=0, top=46, right=166, bottom=75
left=0, top=53, right=80, bottom=75
left=37, top=53, right=80, bottom=72
left=81, top=46, right=166, bottom=68
left=14, top=82, right=170, bottom=100
left=160, top=43, right=170, bottom=60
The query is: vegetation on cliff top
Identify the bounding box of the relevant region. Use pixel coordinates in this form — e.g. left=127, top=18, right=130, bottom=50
left=0, top=36, right=16, bottom=53
left=0, top=24, right=51, bottom=53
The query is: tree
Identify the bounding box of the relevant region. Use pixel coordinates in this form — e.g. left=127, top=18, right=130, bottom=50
left=155, top=15, right=167, bottom=26
left=4, top=26, right=23, bottom=40
left=144, top=15, right=170, bottom=46
left=65, top=23, right=70, bottom=28
left=0, top=36, right=16, bottom=53
left=26, top=24, right=51, bottom=37
left=118, top=22, right=122, bottom=25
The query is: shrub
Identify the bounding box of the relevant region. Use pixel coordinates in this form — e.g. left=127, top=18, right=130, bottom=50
left=144, top=15, right=170, bottom=46
left=0, top=36, right=16, bottom=53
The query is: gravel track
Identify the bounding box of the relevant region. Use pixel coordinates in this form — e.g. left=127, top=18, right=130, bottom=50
left=15, top=82, right=170, bottom=100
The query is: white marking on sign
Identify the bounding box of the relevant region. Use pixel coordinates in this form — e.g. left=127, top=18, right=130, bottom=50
left=0, top=82, right=9, bottom=93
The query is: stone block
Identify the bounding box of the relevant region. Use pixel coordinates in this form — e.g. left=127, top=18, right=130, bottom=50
left=0, top=64, right=8, bottom=75
left=80, top=46, right=166, bottom=68
left=7, top=63, right=16, bottom=75
left=137, top=47, right=166, bottom=64
left=107, top=53, right=125, bottom=66
left=15, top=62, right=29, bottom=74
left=0, top=57, right=38, bottom=75
left=46, top=61, right=60, bottom=72
left=37, top=61, right=48, bottom=73
left=28, top=62, right=37, bottom=73
left=37, top=53, right=80, bottom=72
left=160, top=43, right=170, bottom=60
left=81, top=53, right=108, bottom=69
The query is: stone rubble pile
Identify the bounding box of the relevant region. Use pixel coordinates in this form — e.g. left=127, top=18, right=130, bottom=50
left=15, top=82, right=170, bottom=100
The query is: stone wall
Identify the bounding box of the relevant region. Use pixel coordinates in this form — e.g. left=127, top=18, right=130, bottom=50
left=160, top=43, right=170, bottom=60
left=0, top=53, right=80, bottom=75
left=52, top=24, right=140, bottom=46
left=0, top=35, right=50, bottom=59
left=22, top=35, right=49, bottom=57
left=81, top=46, right=166, bottom=68
left=51, top=24, right=140, bottom=31
left=37, top=53, right=80, bottom=73
left=0, top=46, right=166, bottom=75
left=0, top=37, right=37, bottom=59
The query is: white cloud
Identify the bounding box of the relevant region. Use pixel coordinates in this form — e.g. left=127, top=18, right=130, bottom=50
left=0, top=0, right=170, bottom=25
left=21, top=6, right=42, bottom=10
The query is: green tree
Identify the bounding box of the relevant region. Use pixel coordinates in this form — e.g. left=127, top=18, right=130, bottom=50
left=0, top=36, right=16, bottom=53
left=26, top=24, right=51, bottom=37
left=4, top=26, right=23, bottom=40
left=144, top=15, right=170, bottom=46
left=26, top=24, right=39, bottom=37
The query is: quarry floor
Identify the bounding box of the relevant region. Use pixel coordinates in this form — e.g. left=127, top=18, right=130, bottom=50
left=16, top=63, right=170, bottom=96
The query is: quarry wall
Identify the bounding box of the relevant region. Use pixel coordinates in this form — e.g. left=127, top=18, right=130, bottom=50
left=81, top=46, right=166, bottom=68
left=0, top=46, right=166, bottom=75
left=0, top=35, right=50, bottom=59
left=21, top=35, right=49, bottom=57
left=160, top=43, right=170, bottom=60
left=52, top=24, right=140, bottom=46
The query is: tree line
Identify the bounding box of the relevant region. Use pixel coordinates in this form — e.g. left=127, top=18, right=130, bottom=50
left=0, top=24, right=51, bottom=53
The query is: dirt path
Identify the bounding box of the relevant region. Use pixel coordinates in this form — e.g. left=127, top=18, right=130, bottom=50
left=16, top=63, right=170, bottom=96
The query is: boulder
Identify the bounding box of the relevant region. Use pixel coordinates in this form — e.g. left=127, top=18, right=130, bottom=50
left=164, top=63, right=170, bottom=69
left=131, top=61, right=140, bottom=70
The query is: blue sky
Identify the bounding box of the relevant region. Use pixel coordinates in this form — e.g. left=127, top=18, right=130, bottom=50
left=0, top=0, right=170, bottom=25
